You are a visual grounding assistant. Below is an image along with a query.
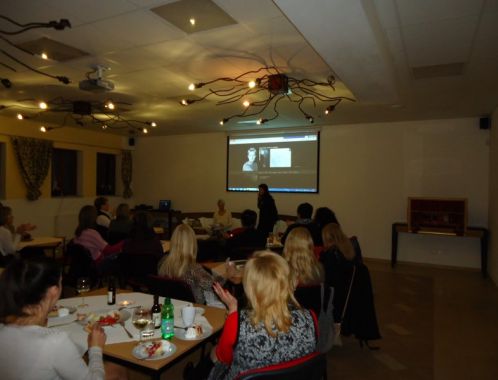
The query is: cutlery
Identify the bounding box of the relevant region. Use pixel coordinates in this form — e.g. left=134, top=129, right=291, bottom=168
left=119, top=321, right=134, bottom=339
left=118, top=305, right=140, bottom=311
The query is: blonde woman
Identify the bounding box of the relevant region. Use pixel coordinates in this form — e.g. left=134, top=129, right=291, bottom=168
left=283, top=227, right=324, bottom=288
left=158, top=224, right=224, bottom=304
left=213, top=199, right=232, bottom=229
left=321, top=223, right=356, bottom=261
left=209, top=251, right=317, bottom=380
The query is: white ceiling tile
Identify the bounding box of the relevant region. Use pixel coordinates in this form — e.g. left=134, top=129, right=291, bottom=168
left=373, top=0, right=400, bottom=29
left=402, top=16, right=479, bottom=67
left=396, top=0, right=484, bottom=26
left=214, top=0, right=282, bottom=23
left=126, top=0, right=178, bottom=9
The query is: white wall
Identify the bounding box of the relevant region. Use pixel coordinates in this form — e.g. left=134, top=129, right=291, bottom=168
left=134, top=118, right=489, bottom=269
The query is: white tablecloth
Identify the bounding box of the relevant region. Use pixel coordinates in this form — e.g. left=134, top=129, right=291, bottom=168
left=47, top=292, right=212, bottom=355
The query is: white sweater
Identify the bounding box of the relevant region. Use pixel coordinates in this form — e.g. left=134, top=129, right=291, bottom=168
left=0, top=324, right=104, bottom=380
left=0, top=226, right=20, bottom=256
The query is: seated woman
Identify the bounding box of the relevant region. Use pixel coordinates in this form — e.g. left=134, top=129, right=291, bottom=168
left=283, top=227, right=324, bottom=315
left=320, top=223, right=380, bottom=345
left=0, top=257, right=107, bottom=379
left=108, top=203, right=132, bottom=245
left=158, top=224, right=228, bottom=304
left=213, top=199, right=232, bottom=230
left=0, top=206, right=36, bottom=264
left=312, top=207, right=339, bottom=247
left=283, top=227, right=324, bottom=288
left=73, top=205, right=124, bottom=273
left=208, top=251, right=318, bottom=380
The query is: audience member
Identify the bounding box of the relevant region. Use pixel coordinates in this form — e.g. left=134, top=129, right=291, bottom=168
left=319, top=223, right=381, bottom=345
left=0, top=257, right=107, bottom=379
left=281, top=202, right=321, bottom=245
left=213, top=199, right=232, bottom=230
left=256, top=184, right=278, bottom=237
left=94, top=197, right=112, bottom=240
left=0, top=206, right=36, bottom=260
left=313, top=207, right=339, bottom=245
left=108, top=203, right=132, bottom=244
left=73, top=205, right=123, bottom=273
left=123, top=211, right=163, bottom=259
left=158, top=224, right=228, bottom=304
left=283, top=227, right=324, bottom=288
left=225, top=210, right=266, bottom=259
left=207, top=251, right=318, bottom=379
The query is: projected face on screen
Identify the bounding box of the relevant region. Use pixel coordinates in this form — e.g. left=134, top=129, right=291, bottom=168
left=227, top=133, right=319, bottom=193
left=242, top=147, right=259, bottom=171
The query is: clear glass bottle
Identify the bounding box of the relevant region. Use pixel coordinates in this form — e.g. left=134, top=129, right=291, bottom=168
left=161, top=297, right=174, bottom=340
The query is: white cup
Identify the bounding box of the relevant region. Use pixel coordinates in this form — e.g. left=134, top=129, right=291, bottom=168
left=181, top=305, right=196, bottom=327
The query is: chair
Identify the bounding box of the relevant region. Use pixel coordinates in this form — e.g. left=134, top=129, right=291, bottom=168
left=294, top=284, right=323, bottom=316
left=235, top=352, right=327, bottom=380
left=64, top=240, right=99, bottom=288
left=146, top=274, right=196, bottom=302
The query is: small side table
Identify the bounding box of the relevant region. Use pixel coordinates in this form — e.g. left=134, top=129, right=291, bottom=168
left=391, top=223, right=489, bottom=278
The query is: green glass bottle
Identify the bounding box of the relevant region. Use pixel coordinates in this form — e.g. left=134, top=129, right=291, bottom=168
left=161, top=297, right=174, bottom=340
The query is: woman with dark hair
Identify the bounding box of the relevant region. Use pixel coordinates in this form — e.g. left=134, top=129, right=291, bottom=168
left=108, top=203, right=132, bottom=244
left=73, top=205, right=123, bottom=272
left=256, top=184, right=278, bottom=237
left=0, top=257, right=107, bottom=379
left=122, top=211, right=163, bottom=259
left=0, top=206, right=36, bottom=258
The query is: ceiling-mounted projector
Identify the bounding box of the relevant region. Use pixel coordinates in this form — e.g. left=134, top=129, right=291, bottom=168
left=79, top=78, right=114, bottom=92
left=79, top=64, right=114, bottom=92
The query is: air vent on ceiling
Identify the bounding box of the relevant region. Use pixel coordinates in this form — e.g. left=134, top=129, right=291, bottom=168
left=16, top=37, right=89, bottom=62
left=412, top=62, right=465, bottom=79
left=151, top=0, right=237, bottom=34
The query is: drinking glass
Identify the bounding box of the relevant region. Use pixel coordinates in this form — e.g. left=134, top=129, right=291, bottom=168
left=76, top=277, right=91, bottom=307
left=132, top=307, right=152, bottom=342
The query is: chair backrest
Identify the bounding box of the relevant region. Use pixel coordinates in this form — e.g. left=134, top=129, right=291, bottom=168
left=119, top=253, right=159, bottom=278
left=65, top=241, right=98, bottom=287
left=235, top=352, right=326, bottom=380
left=146, top=274, right=196, bottom=303
left=294, top=284, right=322, bottom=316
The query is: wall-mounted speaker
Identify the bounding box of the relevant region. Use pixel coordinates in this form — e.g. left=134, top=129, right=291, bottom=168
left=479, top=116, right=490, bottom=130
left=128, top=137, right=135, bottom=146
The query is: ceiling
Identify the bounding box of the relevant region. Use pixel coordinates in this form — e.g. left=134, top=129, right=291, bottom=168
left=0, top=0, right=497, bottom=136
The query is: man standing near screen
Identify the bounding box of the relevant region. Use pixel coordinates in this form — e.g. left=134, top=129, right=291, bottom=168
left=242, top=147, right=259, bottom=171
left=257, top=183, right=278, bottom=237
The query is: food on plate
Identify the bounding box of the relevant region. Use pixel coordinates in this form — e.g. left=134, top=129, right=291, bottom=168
left=139, top=340, right=172, bottom=358
left=57, top=307, right=70, bottom=317
left=81, top=310, right=121, bottom=332
left=185, top=324, right=203, bottom=339
left=48, top=305, right=60, bottom=318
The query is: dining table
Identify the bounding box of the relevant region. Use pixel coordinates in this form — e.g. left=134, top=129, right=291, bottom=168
left=17, top=236, right=64, bottom=259
left=49, top=288, right=226, bottom=379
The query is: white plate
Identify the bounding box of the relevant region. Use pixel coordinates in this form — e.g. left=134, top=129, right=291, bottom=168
left=48, top=306, right=77, bottom=319
left=132, top=340, right=176, bottom=360
left=78, top=309, right=131, bottom=326
left=174, top=324, right=213, bottom=341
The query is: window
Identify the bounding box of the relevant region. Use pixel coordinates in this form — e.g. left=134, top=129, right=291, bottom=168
left=51, top=148, right=78, bottom=197
left=96, top=153, right=116, bottom=195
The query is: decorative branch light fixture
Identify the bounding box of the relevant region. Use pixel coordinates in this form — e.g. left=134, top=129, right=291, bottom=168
left=180, top=66, right=354, bottom=125
left=1, top=98, right=157, bottom=134
left=0, top=15, right=72, bottom=85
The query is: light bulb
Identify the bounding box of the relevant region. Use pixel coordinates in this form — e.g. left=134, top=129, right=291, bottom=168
left=40, top=126, right=47, bottom=132
left=189, top=18, right=196, bottom=26
left=242, top=100, right=250, bottom=107
left=41, top=52, right=48, bottom=60
left=106, top=101, right=115, bottom=110
left=181, top=99, right=189, bottom=105
left=188, top=83, right=195, bottom=91
left=16, top=113, right=23, bottom=120
left=39, top=101, right=47, bottom=109
left=151, top=122, right=157, bottom=127
left=143, top=128, right=148, bottom=134
left=102, top=124, right=108, bottom=130
left=248, top=81, right=256, bottom=88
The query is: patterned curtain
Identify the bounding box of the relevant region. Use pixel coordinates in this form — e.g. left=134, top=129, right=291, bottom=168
left=11, top=136, right=53, bottom=200
left=121, top=150, right=133, bottom=198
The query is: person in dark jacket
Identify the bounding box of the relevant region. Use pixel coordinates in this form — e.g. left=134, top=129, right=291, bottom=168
left=281, top=202, right=321, bottom=246
left=319, top=223, right=381, bottom=347
left=256, top=184, right=278, bottom=237
left=226, top=210, right=266, bottom=260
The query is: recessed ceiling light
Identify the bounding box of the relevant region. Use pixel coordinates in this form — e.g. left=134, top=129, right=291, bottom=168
left=189, top=18, right=196, bottom=26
